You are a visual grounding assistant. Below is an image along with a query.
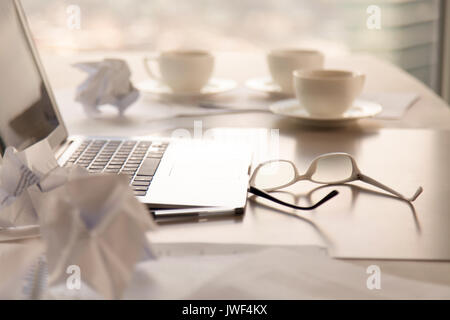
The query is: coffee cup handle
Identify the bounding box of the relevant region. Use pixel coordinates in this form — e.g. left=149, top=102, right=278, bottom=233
left=143, top=55, right=161, bottom=81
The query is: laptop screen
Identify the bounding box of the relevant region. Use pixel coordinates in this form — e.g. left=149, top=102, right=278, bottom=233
left=0, top=1, right=59, bottom=155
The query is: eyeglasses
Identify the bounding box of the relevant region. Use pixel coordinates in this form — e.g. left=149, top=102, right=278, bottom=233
left=248, top=155, right=342, bottom=211
left=249, top=153, right=423, bottom=204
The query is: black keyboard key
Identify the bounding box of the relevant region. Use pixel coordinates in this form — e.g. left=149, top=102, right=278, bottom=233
left=83, top=152, right=98, bottom=157
left=124, top=163, right=140, bottom=168
left=136, top=158, right=160, bottom=176
left=132, top=180, right=151, bottom=187
left=133, top=186, right=149, bottom=191
left=92, top=140, right=106, bottom=145
left=107, top=165, right=122, bottom=169
left=132, top=152, right=146, bottom=157
left=121, top=169, right=137, bottom=175
left=89, top=165, right=106, bottom=170
left=133, top=175, right=152, bottom=181
left=99, top=152, right=114, bottom=157
left=109, top=161, right=125, bottom=165
left=126, top=159, right=142, bottom=164
left=146, top=152, right=164, bottom=158
left=92, top=161, right=108, bottom=166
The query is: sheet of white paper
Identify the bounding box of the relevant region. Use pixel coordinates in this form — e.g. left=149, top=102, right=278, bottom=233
left=361, top=92, right=419, bottom=119
left=125, top=244, right=450, bottom=299
left=125, top=243, right=271, bottom=299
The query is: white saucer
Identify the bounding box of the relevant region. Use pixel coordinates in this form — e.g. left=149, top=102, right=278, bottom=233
left=270, top=98, right=383, bottom=126
left=245, top=77, right=293, bottom=97
left=136, top=78, right=237, bottom=98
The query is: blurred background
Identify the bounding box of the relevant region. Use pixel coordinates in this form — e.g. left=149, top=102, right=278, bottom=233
left=21, top=0, right=449, bottom=101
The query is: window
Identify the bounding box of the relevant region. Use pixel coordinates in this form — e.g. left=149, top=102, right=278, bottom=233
left=22, top=0, right=446, bottom=94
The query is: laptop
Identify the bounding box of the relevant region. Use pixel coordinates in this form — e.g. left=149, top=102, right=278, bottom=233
left=0, top=0, right=251, bottom=218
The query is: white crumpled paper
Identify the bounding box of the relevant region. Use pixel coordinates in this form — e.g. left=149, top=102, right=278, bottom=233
left=73, top=58, right=140, bottom=116
left=29, top=170, right=157, bottom=299
left=0, top=140, right=57, bottom=230
left=0, top=148, right=39, bottom=208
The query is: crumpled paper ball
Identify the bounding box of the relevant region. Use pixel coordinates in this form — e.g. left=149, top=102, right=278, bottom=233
left=29, top=170, right=157, bottom=299
left=73, top=58, right=140, bottom=116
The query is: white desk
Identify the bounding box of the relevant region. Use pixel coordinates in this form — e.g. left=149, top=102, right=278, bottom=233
left=2, top=51, right=450, bottom=299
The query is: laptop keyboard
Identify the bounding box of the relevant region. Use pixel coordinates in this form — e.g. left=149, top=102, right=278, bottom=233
left=63, top=139, right=168, bottom=196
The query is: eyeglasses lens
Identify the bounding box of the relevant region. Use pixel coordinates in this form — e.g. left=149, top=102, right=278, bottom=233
left=311, top=155, right=353, bottom=183
left=253, top=161, right=296, bottom=190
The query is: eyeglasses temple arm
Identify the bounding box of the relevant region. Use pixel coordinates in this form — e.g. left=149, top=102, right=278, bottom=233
left=248, top=186, right=339, bottom=210
left=358, top=173, right=423, bottom=202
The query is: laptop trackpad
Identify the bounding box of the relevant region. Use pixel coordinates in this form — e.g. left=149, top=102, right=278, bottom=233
left=146, top=142, right=250, bottom=208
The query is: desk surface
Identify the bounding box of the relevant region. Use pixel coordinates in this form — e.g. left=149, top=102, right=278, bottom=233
left=4, top=51, right=450, bottom=298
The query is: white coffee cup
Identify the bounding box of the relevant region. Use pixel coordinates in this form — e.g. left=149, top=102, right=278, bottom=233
left=267, top=49, right=324, bottom=95
left=293, top=69, right=365, bottom=117
left=143, top=50, right=214, bottom=93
